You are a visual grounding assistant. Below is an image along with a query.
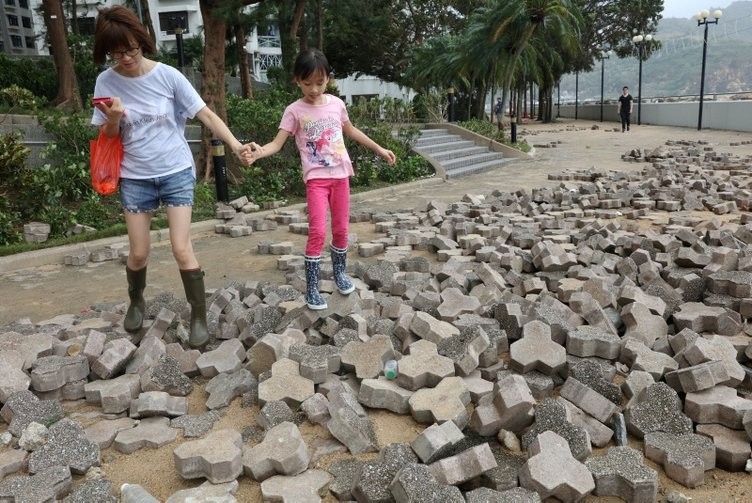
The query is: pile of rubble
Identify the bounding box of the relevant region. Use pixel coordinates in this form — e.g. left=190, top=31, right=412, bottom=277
left=1, top=140, right=752, bottom=502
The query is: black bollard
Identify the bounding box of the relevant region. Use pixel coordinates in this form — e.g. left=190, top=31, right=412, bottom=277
left=211, top=139, right=229, bottom=203
left=510, top=114, right=517, bottom=143
left=175, top=26, right=185, bottom=69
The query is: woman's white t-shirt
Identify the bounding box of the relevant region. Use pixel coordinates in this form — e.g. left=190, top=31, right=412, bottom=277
left=91, top=63, right=205, bottom=179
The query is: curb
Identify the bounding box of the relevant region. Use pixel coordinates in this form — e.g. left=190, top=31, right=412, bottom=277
left=0, top=176, right=445, bottom=274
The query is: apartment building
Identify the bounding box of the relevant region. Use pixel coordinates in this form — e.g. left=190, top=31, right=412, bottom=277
left=0, top=0, right=37, bottom=56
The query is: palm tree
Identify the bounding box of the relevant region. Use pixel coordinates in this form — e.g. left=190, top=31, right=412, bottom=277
left=485, top=0, right=583, bottom=135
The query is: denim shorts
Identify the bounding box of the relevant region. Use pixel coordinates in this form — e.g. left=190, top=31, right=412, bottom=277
left=120, top=167, right=195, bottom=213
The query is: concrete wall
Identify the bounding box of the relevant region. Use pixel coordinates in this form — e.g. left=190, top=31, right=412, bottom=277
left=557, top=100, right=752, bottom=132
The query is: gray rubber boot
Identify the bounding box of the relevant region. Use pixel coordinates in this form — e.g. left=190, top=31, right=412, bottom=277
left=124, top=266, right=146, bottom=333
left=180, top=268, right=209, bottom=348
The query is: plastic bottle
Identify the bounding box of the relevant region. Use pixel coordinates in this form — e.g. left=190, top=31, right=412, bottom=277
left=384, top=359, right=398, bottom=380
left=120, top=483, right=160, bottom=503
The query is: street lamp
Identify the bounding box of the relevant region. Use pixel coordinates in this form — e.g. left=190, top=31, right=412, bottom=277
left=696, top=9, right=722, bottom=131
left=632, top=33, right=653, bottom=126
left=599, top=50, right=611, bottom=122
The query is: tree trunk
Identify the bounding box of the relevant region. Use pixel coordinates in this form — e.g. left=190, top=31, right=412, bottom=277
left=235, top=23, right=254, bottom=99
left=43, top=0, right=82, bottom=112
left=70, top=0, right=78, bottom=35
left=140, top=0, right=157, bottom=47
left=315, top=0, right=323, bottom=50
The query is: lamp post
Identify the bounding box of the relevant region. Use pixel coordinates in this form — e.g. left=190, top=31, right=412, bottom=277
left=696, top=9, right=722, bottom=131
left=632, top=33, right=653, bottom=126
left=173, top=17, right=186, bottom=69
left=575, top=70, right=579, bottom=120
left=599, top=50, right=610, bottom=122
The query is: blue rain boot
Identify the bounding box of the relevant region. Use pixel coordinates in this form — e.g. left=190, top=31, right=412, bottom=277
left=304, top=256, right=328, bottom=310
left=330, top=245, right=355, bottom=295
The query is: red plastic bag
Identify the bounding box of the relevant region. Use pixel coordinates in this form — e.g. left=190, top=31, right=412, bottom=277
left=89, top=130, right=123, bottom=195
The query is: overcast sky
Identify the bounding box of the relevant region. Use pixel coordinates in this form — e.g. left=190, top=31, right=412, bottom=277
left=662, top=0, right=734, bottom=19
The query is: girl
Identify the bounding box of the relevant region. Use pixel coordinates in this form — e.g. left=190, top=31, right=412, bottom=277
left=251, top=48, right=396, bottom=310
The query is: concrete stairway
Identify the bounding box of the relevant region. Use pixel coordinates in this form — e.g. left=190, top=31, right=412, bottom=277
left=412, top=128, right=515, bottom=179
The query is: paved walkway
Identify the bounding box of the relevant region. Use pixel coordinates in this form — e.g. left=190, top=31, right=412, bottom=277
left=2, top=118, right=750, bottom=325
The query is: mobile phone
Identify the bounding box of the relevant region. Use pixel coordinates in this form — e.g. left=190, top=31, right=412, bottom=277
left=92, top=97, right=113, bottom=107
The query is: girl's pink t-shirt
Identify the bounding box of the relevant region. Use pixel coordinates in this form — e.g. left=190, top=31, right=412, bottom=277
left=279, top=94, right=354, bottom=182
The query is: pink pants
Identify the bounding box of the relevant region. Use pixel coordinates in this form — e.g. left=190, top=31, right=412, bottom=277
left=305, top=177, right=350, bottom=256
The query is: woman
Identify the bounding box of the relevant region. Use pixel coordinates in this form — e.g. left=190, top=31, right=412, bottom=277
left=91, top=5, right=252, bottom=347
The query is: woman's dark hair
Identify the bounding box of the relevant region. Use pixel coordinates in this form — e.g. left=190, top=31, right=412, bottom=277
left=92, top=5, right=156, bottom=65
left=292, top=48, right=332, bottom=80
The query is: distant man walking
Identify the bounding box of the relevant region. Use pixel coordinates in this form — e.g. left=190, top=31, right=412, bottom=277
left=617, top=86, right=633, bottom=132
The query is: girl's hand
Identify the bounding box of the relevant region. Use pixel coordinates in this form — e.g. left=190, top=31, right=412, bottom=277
left=235, top=144, right=256, bottom=166
left=377, top=147, right=396, bottom=165
left=247, top=142, right=264, bottom=165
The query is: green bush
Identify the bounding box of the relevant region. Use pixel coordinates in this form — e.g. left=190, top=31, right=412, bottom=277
left=0, top=54, right=56, bottom=103
left=0, top=85, right=40, bottom=112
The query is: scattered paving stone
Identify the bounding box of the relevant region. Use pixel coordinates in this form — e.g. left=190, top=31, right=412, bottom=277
left=165, top=480, right=238, bottom=503
left=139, top=354, right=194, bottom=396
left=429, top=442, right=498, bottom=486
left=64, top=478, right=118, bottom=503
left=113, top=416, right=178, bottom=454
left=205, top=368, right=256, bottom=409
left=643, top=432, right=715, bottom=488
left=411, top=420, right=465, bottom=464
left=521, top=398, right=592, bottom=461
left=390, top=463, right=464, bottom=502
left=27, top=418, right=100, bottom=475
left=624, top=383, right=693, bottom=439
left=260, top=469, right=331, bottom=503
left=585, top=446, right=658, bottom=503
left=242, top=421, right=309, bottom=481
left=696, top=423, right=752, bottom=472
left=684, top=385, right=752, bottom=430
left=408, top=376, right=471, bottom=428
left=0, top=389, right=65, bottom=437
left=352, top=443, right=419, bottom=503
left=0, top=465, right=72, bottom=503
left=173, top=429, right=243, bottom=484
left=257, top=358, right=315, bottom=408
left=465, top=487, right=541, bottom=503
left=396, top=339, right=455, bottom=391
left=170, top=410, right=222, bottom=438
left=328, top=458, right=364, bottom=501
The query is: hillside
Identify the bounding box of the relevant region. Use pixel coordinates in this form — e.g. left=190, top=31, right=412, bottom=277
left=558, top=0, right=752, bottom=102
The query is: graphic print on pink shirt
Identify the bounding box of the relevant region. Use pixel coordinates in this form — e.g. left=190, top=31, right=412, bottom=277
left=301, top=115, right=345, bottom=168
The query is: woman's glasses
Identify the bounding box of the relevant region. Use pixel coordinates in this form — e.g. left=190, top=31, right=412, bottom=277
left=108, top=46, right=140, bottom=59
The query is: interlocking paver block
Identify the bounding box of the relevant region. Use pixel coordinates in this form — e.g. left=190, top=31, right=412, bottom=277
left=129, top=391, right=187, bottom=418
left=408, top=376, right=471, bottom=428
left=465, top=487, right=541, bottom=503
left=91, top=338, right=137, bottom=379
left=27, top=418, right=100, bottom=475
left=521, top=398, right=592, bottom=461
left=620, top=302, right=668, bottom=348
left=585, top=446, right=657, bottom=503
left=390, top=463, right=464, bottom=502
left=744, top=409, right=752, bottom=441
left=358, top=377, right=414, bottom=414
left=620, top=339, right=678, bottom=380
left=519, top=430, right=595, bottom=501
left=245, top=330, right=304, bottom=377
left=0, top=359, right=30, bottom=403
left=243, top=421, right=309, bottom=482
left=437, top=287, right=482, bottom=322
left=340, top=334, right=394, bottom=379
left=288, top=343, right=341, bottom=383
left=665, top=361, right=730, bottom=393
left=569, top=359, right=622, bottom=404
left=140, top=354, right=194, bottom=396
left=643, top=432, right=715, bottom=488
left=0, top=465, right=72, bottom=503
left=195, top=339, right=245, bottom=378
left=258, top=400, right=295, bottom=430
left=84, top=417, right=137, bottom=449
left=30, top=355, right=89, bottom=392
left=410, top=420, right=464, bottom=464
left=696, top=423, right=752, bottom=472
left=124, top=335, right=166, bottom=375
left=257, top=358, right=315, bottom=408
left=165, top=480, right=238, bottom=503
left=565, top=326, right=621, bottom=360
left=170, top=410, right=222, bottom=438
left=0, top=389, right=65, bottom=437
left=328, top=458, right=364, bottom=501
left=559, top=377, right=619, bottom=424
left=0, top=447, right=26, bottom=480
left=0, top=332, right=56, bottom=370
left=684, top=385, right=752, bottom=430
left=326, top=385, right=378, bottom=455
left=469, top=374, right=535, bottom=436
left=429, top=442, right=497, bottom=486
left=84, top=373, right=141, bottom=414
left=260, top=469, right=331, bottom=503
left=173, top=428, right=243, bottom=483
left=681, top=335, right=746, bottom=387
left=409, top=311, right=460, bottom=344
left=625, top=383, right=692, bottom=439
left=205, top=368, right=256, bottom=409
left=437, top=325, right=490, bottom=376
left=509, top=320, right=566, bottom=376
left=113, top=416, right=178, bottom=454
left=396, top=339, right=455, bottom=391
left=558, top=397, right=614, bottom=448
left=672, top=302, right=742, bottom=336
left=352, top=443, right=419, bottom=503
left=568, top=291, right=618, bottom=335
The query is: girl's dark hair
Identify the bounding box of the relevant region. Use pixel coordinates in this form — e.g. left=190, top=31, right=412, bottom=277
left=293, top=48, right=332, bottom=80
left=92, top=5, right=156, bottom=65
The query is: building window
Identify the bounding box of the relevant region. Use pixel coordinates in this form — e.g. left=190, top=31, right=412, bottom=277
left=18, top=0, right=27, bottom=7
left=7, top=15, right=18, bottom=26
left=4, top=0, right=15, bottom=6
left=158, top=11, right=189, bottom=35
left=10, top=35, right=22, bottom=47
left=78, top=16, right=95, bottom=36
left=24, top=35, right=33, bottom=48
left=21, top=16, right=30, bottom=28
